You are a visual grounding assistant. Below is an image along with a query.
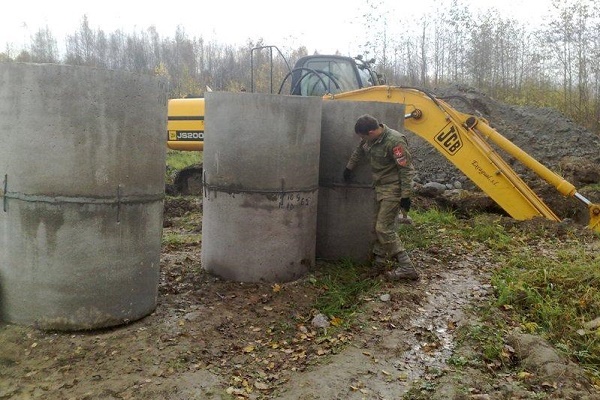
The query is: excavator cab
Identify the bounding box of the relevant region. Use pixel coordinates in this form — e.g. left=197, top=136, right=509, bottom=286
left=248, top=45, right=383, bottom=96
left=287, top=55, right=383, bottom=96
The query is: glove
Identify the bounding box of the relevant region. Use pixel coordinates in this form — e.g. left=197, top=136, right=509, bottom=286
left=400, top=197, right=411, bottom=212
left=343, top=168, right=353, bottom=183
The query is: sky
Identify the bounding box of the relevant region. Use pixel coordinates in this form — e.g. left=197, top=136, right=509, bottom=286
left=0, top=0, right=556, bottom=56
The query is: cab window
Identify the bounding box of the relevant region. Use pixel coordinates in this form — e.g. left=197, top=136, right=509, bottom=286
left=298, top=59, right=361, bottom=96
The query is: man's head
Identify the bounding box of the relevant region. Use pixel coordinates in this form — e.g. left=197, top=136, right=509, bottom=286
left=354, top=114, right=380, bottom=137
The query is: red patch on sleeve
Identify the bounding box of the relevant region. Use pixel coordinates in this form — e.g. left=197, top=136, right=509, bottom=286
left=393, top=145, right=407, bottom=166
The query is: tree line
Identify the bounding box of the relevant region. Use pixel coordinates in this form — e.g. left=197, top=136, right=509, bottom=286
left=3, top=0, right=600, bottom=134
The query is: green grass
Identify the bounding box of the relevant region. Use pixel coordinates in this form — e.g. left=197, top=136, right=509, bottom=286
left=465, top=215, right=512, bottom=250
left=162, top=231, right=202, bottom=249
left=166, top=149, right=202, bottom=170
left=397, top=208, right=460, bottom=249
left=411, top=207, right=459, bottom=226
left=165, top=150, right=203, bottom=183
left=492, top=247, right=600, bottom=377
left=311, top=259, right=380, bottom=328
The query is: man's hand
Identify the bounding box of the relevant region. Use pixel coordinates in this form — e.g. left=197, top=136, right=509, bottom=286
left=400, top=197, right=411, bottom=212
left=343, top=168, right=353, bottom=183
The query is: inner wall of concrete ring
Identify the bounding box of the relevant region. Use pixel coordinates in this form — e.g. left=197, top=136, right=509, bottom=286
left=317, top=101, right=406, bottom=263
left=201, top=92, right=322, bottom=282
left=0, top=63, right=168, bottom=330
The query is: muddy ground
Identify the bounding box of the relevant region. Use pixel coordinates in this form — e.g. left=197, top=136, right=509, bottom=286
left=1, top=86, right=600, bottom=400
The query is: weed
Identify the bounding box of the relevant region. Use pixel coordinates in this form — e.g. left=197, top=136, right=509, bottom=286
left=465, top=215, right=512, bottom=250
left=447, top=355, right=469, bottom=367
left=459, top=322, right=506, bottom=363
left=412, top=208, right=458, bottom=226
left=162, top=232, right=202, bottom=249
left=403, top=379, right=437, bottom=399
left=399, top=208, right=459, bottom=249
left=312, top=260, right=380, bottom=328
left=166, top=356, right=190, bottom=372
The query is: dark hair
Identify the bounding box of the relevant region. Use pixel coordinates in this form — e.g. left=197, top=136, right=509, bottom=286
left=354, top=114, right=379, bottom=135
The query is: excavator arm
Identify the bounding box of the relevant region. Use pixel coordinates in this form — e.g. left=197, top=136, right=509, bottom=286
left=325, top=86, right=600, bottom=233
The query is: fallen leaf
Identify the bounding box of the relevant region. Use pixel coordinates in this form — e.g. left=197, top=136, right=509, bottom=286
left=517, top=371, right=534, bottom=380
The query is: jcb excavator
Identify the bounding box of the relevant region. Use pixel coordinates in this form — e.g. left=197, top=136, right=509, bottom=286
left=166, top=47, right=600, bottom=233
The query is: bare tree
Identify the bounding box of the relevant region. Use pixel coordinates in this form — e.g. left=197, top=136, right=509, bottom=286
left=444, top=0, right=472, bottom=83
left=543, top=1, right=577, bottom=112
left=30, top=26, right=59, bottom=63
left=358, top=0, right=390, bottom=71
left=431, top=11, right=448, bottom=86
left=64, top=15, right=96, bottom=66
left=419, top=17, right=429, bottom=86
left=107, top=30, right=127, bottom=70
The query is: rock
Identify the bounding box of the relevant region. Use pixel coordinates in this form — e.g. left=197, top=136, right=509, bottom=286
left=380, top=294, right=391, bottom=302
left=311, top=313, right=330, bottom=329
left=418, top=182, right=447, bottom=197
left=506, top=332, right=592, bottom=388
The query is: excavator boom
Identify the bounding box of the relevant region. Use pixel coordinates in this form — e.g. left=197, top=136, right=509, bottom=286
left=325, top=86, right=600, bottom=233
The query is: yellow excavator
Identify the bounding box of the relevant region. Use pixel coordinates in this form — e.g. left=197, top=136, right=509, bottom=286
left=166, top=47, right=600, bottom=233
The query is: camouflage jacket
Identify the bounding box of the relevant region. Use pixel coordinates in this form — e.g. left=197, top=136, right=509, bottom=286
left=346, top=124, right=415, bottom=200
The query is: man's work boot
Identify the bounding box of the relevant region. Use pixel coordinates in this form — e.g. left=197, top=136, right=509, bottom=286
left=385, top=251, right=419, bottom=281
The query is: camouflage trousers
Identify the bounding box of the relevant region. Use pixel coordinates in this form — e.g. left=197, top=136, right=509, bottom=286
left=372, top=199, right=405, bottom=258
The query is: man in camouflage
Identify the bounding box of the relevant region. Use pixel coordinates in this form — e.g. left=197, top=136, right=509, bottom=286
left=343, top=114, right=419, bottom=280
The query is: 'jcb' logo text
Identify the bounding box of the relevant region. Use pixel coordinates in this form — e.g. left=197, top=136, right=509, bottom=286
left=435, top=124, right=463, bottom=155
